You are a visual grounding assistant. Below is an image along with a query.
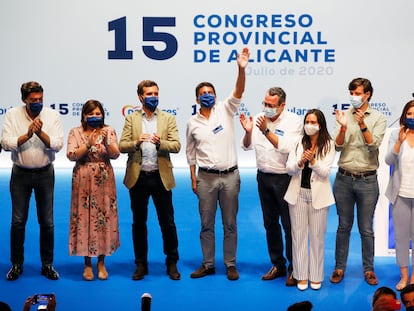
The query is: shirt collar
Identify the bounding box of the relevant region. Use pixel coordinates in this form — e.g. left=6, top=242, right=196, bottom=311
left=352, top=105, right=372, bottom=115
left=142, top=110, right=157, bottom=119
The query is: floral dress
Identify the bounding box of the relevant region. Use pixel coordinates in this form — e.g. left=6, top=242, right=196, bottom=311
left=67, top=126, right=120, bottom=256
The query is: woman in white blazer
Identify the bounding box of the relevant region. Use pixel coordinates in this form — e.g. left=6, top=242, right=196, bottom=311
left=284, top=109, right=336, bottom=291
left=385, top=100, right=414, bottom=291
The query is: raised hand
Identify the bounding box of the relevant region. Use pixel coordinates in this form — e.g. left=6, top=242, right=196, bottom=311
left=237, top=47, right=250, bottom=69
left=239, top=113, right=253, bottom=133
left=335, top=109, right=347, bottom=127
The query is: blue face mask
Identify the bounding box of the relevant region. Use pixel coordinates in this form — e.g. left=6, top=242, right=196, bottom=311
left=199, top=93, right=215, bottom=108
left=405, top=118, right=414, bottom=130
left=86, top=116, right=103, bottom=128
left=29, top=102, right=43, bottom=115
left=143, top=96, right=159, bottom=112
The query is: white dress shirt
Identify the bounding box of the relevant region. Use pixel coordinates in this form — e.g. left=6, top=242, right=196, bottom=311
left=242, top=110, right=302, bottom=174
left=1, top=106, right=64, bottom=168
left=140, top=112, right=159, bottom=171
left=186, top=95, right=240, bottom=170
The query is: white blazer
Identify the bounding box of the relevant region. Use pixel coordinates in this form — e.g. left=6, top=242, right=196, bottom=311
left=284, top=138, right=336, bottom=209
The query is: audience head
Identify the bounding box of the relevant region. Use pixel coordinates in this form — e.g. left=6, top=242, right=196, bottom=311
left=401, top=284, right=414, bottom=310
left=372, top=286, right=401, bottom=311
left=287, top=300, right=313, bottom=311
left=0, top=302, right=12, bottom=311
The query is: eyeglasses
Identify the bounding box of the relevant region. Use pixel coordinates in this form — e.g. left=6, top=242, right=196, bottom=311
left=262, top=101, right=281, bottom=109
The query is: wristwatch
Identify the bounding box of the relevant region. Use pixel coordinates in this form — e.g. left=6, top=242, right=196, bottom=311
left=263, top=128, right=270, bottom=136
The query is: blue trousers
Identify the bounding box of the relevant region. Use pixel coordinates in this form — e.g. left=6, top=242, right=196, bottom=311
left=333, top=171, right=379, bottom=272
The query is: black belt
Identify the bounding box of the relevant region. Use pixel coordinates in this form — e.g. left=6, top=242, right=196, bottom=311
left=140, top=170, right=159, bottom=176
left=15, top=164, right=51, bottom=173
left=257, top=170, right=288, bottom=176
left=338, top=167, right=376, bottom=178
left=199, top=165, right=238, bottom=175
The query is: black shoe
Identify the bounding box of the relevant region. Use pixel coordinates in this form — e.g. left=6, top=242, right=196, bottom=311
left=6, top=265, right=23, bottom=281
left=41, top=265, right=59, bottom=280
left=226, top=266, right=239, bottom=281
left=190, top=265, right=215, bottom=278
left=166, top=263, right=181, bottom=280
left=132, top=263, right=148, bottom=281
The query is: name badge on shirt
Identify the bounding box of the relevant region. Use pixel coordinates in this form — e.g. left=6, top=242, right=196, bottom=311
left=275, top=129, right=284, bottom=136
left=213, top=125, right=224, bottom=134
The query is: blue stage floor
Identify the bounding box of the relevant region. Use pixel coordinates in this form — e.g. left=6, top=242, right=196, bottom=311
left=0, top=168, right=399, bottom=310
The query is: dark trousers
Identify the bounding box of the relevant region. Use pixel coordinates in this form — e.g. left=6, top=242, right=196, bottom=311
left=129, top=171, right=179, bottom=267
left=257, top=170, right=292, bottom=270
left=10, top=164, right=55, bottom=266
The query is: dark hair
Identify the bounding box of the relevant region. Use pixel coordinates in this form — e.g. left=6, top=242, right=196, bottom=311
left=348, top=77, right=373, bottom=101
left=399, top=100, right=414, bottom=126
left=287, top=300, right=313, bottom=311
left=21, top=81, right=43, bottom=101
left=137, top=80, right=158, bottom=96
left=302, top=109, right=332, bottom=158
left=81, top=100, right=106, bottom=130
left=267, top=87, right=286, bottom=105
left=195, top=82, right=216, bottom=98
left=401, top=284, right=414, bottom=305
left=0, top=301, right=12, bottom=311
left=372, top=286, right=397, bottom=306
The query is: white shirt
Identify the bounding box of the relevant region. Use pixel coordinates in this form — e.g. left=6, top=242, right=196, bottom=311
left=242, top=110, right=302, bottom=174
left=399, top=141, right=414, bottom=198
left=186, top=95, right=240, bottom=170
left=140, top=112, right=159, bottom=171
left=1, top=106, right=64, bottom=168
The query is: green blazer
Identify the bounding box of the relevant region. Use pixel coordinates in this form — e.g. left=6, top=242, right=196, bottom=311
left=119, top=109, right=181, bottom=190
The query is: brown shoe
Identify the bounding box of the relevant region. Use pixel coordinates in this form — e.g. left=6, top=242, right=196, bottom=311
left=132, top=263, right=148, bottom=281
left=190, top=265, right=215, bottom=278
left=365, top=271, right=378, bottom=285
left=262, top=266, right=286, bottom=280
left=167, top=263, right=181, bottom=280
left=97, top=262, right=108, bottom=280
left=285, top=271, right=297, bottom=286
left=83, top=265, right=94, bottom=281
left=330, top=269, right=344, bottom=283
left=226, top=266, right=239, bottom=281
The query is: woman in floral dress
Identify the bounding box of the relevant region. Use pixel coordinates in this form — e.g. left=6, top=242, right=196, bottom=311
left=67, top=100, right=120, bottom=280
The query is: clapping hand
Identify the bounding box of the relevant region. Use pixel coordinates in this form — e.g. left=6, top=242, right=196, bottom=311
left=239, top=113, right=253, bottom=133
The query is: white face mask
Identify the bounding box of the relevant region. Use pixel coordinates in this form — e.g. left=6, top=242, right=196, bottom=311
left=350, top=95, right=363, bottom=109
left=263, top=107, right=277, bottom=119
left=304, top=124, right=320, bottom=136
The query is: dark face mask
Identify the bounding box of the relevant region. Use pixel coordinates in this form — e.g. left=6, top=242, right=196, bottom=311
left=405, top=118, right=414, bottom=130
left=199, top=93, right=215, bottom=108
left=29, top=102, right=43, bottom=115
left=86, top=116, right=103, bottom=128
left=143, top=96, right=159, bottom=112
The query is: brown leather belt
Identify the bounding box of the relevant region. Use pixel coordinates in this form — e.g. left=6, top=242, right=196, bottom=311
left=338, top=167, right=376, bottom=178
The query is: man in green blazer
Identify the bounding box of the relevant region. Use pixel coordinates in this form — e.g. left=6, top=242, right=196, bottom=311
left=119, top=79, right=181, bottom=281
